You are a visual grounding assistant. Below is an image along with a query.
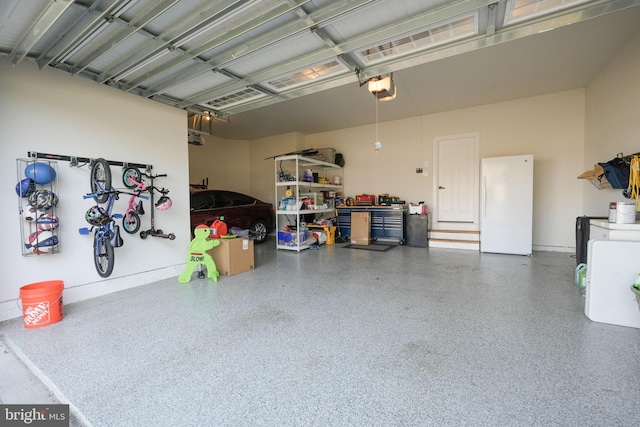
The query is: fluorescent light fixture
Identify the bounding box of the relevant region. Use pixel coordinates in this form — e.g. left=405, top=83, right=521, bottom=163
left=504, top=0, right=592, bottom=25
left=368, top=75, right=396, bottom=101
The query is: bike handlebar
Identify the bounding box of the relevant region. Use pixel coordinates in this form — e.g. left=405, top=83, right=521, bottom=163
left=140, top=171, right=167, bottom=179
left=84, top=189, right=149, bottom=200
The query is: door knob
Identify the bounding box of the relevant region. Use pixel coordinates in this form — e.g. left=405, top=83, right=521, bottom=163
left=438, top=186, right=445, bottom=189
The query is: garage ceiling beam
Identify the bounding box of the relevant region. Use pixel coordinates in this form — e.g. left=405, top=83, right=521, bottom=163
left=96, top=0, right=244, bottom=83
left=177, top=0, right=497, bottom=109
left=69, top=0, right=181, bottom=76
left=9, top=0, right=74, bottom=66
left=138, top=0, right=375, bottom=99
left=119, top=0, right=312, bottom=93
left=36, top=0, right=126, bottom=69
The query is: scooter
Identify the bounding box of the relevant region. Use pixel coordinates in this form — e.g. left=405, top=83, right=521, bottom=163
left=138, top=173, right=176, bottom=240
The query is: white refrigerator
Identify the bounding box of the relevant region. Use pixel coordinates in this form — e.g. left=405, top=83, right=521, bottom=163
left=480, top=154, right=533, bottom=255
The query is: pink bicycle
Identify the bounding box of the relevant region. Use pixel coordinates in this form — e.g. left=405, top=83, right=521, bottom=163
left=121, top=180, right=149, bottom=234
left=122, top=167, right=175, bottom=240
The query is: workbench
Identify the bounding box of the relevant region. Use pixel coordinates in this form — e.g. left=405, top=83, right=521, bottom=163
left=337, top=206, right=406, bottom=244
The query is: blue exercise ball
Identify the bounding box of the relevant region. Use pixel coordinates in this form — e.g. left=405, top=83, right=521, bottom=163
left=24, top=162, right=57, bottom=184
left=15, top=178, right=36, bottom=197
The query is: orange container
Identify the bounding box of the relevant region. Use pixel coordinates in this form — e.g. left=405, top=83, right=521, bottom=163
left=19, top=280, right=64, bottom=329
left=210, top=219, right=228, bottom=238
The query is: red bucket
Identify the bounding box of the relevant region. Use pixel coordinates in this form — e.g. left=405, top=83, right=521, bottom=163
left=19, top=280, right=64, bottom=329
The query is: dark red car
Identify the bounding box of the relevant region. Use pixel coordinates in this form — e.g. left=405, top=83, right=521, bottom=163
left=189, top=190, right=275, bottom=243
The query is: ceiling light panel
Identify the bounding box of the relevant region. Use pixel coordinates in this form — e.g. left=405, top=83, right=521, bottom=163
left=206, top=87, right=268, bottom=110
left=356, top=12, right=478, bottom=65
left=504, top=0, right=593, bottom=25
left=263, top=59, right=349, bottom=92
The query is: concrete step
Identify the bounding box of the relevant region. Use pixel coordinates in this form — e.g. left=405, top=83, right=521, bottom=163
left=429, top=229, right=479, bottom=251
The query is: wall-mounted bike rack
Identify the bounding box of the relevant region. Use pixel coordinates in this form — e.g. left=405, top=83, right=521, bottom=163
left=189, top=177, right=208, bottom=190
left=27, top=151, right=152, bottom=171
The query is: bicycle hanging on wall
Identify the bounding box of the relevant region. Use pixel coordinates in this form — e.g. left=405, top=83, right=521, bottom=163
left=80, top=158, right=123, bottom=278
left=122, top=166, right=175, bottom=240
left=120, top=171, right=150, bottom=234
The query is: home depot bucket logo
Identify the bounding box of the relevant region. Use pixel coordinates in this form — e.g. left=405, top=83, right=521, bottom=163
left=23, top=302, right=50, bottom=326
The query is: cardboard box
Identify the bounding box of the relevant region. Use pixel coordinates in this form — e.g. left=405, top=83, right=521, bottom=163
left=350, top=212, right=371, bottom=245
left=578, top=164, right=612, bottom=190
left=207, top=238, right=254, bottom=276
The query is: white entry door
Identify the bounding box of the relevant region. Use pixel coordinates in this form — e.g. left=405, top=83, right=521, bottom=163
left=436, top=133, right=479, bottom=223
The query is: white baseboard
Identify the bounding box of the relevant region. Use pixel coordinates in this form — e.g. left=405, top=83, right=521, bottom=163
left=532, top=245, right=575, bottom=253
left=0, top=264, right=185, bottom=324
left=429, top=240, right=479, bottom=250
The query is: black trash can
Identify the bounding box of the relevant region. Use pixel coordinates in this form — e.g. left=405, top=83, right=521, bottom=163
left=575, top=216, right=607, bottom=265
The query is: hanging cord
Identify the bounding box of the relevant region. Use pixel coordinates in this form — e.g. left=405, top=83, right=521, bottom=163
left=629, top=155, right=640, bottom=210
left=375, top=97, right=379, bottom=143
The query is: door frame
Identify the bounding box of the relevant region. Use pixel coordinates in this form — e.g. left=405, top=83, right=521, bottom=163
left=432, top=132, right=480, bottom=231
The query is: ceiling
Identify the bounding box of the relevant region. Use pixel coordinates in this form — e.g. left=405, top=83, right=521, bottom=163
left=1, top=0, right=639, bottom=140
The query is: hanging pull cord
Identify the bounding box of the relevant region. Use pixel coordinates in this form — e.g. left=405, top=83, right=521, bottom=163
left=629, top=155, right=640, bottom=210
left=375, top=97, right=379, bottom=143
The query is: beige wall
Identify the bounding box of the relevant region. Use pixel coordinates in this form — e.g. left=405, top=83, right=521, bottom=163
left=584, top=29, right=640, bottom=216
left=188, top=135, right=251, bottom=194
left=188, top=132, right=307, bottom=206
left=306, top=90, right=586, bottom=251
left=190, top=90, right=588, bottom=251
left=250, top=132, right=306, bottom=207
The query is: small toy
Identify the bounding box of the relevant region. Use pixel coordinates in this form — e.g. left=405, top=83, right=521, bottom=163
left=178, top=224, right=220, bottom=283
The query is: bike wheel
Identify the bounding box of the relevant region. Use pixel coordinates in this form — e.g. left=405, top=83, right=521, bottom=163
left=122, top=167, right=142, bottom=189
left=90, top=158, right=112, bottom=203
left=94, top=231, right=115, bottom=278
left=122, top=212, right=141, bottom=234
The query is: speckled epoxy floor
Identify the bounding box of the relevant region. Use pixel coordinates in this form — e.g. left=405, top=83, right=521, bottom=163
left=1, top=240, right=639, bottom=426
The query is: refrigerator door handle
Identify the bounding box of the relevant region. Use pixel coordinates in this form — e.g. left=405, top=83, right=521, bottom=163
left=482, top=176, right=487, bottom=219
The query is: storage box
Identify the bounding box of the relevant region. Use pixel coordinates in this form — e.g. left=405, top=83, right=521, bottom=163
left=350, top=212, right=370, bottom=245
left=277, top=230, right=306, bottom=246
left=207, top=238, right=254, bottom=276
left=305, top=147, right=336, bottom=164
left=409, top=203, right=429, bottom=215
